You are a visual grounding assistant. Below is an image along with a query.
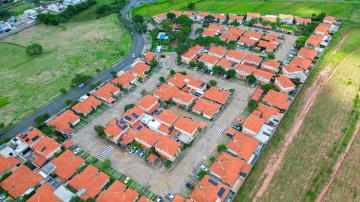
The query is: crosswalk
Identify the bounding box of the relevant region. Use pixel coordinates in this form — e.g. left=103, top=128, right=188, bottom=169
left=99, top=146, right=113, bottom=158
left=211, top=124, right=225, bottom=134
left=131, top=91, right=142, bottom=99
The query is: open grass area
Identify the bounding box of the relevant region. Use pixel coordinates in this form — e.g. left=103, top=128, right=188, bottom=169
left=8, top=2, right=36, bottom=16
left=133, top=0, right=360, bottom=20
left=235, top=21, right=360, bottom=201
left=0, top=14, right=132, bottom=126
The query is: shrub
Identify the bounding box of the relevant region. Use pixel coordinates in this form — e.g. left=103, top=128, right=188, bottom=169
left=217, top=144, right=227, bottom=153
left=159, top=76, right=166, bottom=83
left=102, top=158, right=111, bottom=169
left=71, top=74, right=91, bottom=87
left=65, top=99, right=73, bottom=106
left=246, top=75, right=256, bottom=85
left=26, top=43, right=42, bottom=56
left=94, top=125, right=105, bottom=138
left=248, top=100, right=259, bottom=111
left=226, top=69, right=237, bottom=78
left=124, top=104, right=135, bottom=112
left=208, top=80, right=217, bottom=86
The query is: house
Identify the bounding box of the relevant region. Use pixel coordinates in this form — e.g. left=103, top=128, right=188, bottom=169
left=72, top=95, right=102, bottom=116
left=144, top=52, right=156, bottom=62
left=197, top=53, right=219, bottom=69
left=261, top=15, right=277, bottom=23
left=51, top=150, right=85, bottom=183
left=291, top=56, right=312, bottom=71
left=238, top=36, right=258, bottom=47
left=192, top=98, right=221, bottom=119
left=282, top=64, right=307, bottom=82
left=274, top=76, right=296, bottom=93
left=138, top=95, right=160, bottom=114
left=253, top=69, right=274, bottom=84
left=16, top=127, right=45, bottom=147
left=181, top=45, right=204, bottom=64
left=213, top=13, right=227, bottom=23
left=173, top=117, right=199, bottom=144
left=69, top=165, right=110, bottom=200
left=134, top=127, right=160, bottom=149
left=262, top=89, right=291, bottom=111
left=315, top=23, right=331, bottom=36
left=129, top=61, right=151, bottom=79
left=228, top=27, right=246, bottom=37
left=294, top=16, right=311, bottom=25
left=195, top=12, right=209, bottom=22
left=257, top=40, right=278, bottom=53
left=172, top=91, right=197, bottom=108
left=297, top=47, right=317, bottom=61
left=255, top=103, right=283, bottom=124
left=323, top=16, right=337, bottom=25
left=154, top=135, right=181, bottom=162
left=153, top=13, right=167, bottom=23
left=261, top=60, right=280, bottom=73
left=226, top=132, right=260, bottom=163
left=183, top=11, right=196, bottom=21
left=104, top=118, right=130, bottom=143
left=210, top=152, right=249, bottom=191
left=208, top=46, right=227, bottom=58
left=111, top=71, right=137, bottom=91
left=247, top=12, right=261, bottom=21
left=168, top=73, right=188, bottom=89
left=92, top=83, right=121, bottom=105
left=305, top=34, right=323, bottom=48
left=279, top=14, right=294, bottom=24
left=48, top=110, right=80, bottom=136
left=97, top=181, right=138, bottom=202
left=153, top=84, right=179, bottom=101
left=190, top=176, right=230, bottom=202
left=32, top=136, right=61, bottom=167
left=202, top=28, right=219, bottom=37
left=203, top=86, right=230, bottom=105
left=27, top=183, right=61, bottom=202
left=229, top=14, right=244, bottom=23
left=242, top=54, right=262, bottom=67
left=184, top=76, right=207, bottom=95
left=173, top=195, right=186, bottom=202
left=242, top=113, right=266, bottom=136
left=138, top=196, right=154, bottom=202
left=0, top=165, right=43, bottom=199
left=0, top=154, right=20, bottom=175
left=251, top=87, right=264, bottom=102
left=216, top=57, right=234, bottom=71
left=235, top=64, right=256, bottom=78
left=243, top=31, right=262, bottom=41
left=154, top=109, right=179, bottom=127
left=226, top=50, right=246, bottom=63
left=122, top=106, right=145, bottom=125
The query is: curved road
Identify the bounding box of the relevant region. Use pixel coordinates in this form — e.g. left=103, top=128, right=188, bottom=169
left=0, top=0, right=147, bottom=138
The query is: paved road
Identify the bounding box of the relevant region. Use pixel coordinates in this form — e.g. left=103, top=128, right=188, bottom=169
left=0, top=0, right=147, bottom=138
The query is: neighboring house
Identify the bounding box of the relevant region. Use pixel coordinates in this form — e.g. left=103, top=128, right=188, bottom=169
left=92, top=82, right=121, bottom=106
left=208, top=46, right=227, bottom=58
left=247, top=12, right=261, bottom=21
left=226, top=50, right=247, bottom=64
left=137, top=95, right=160, bottom=114
left=154, top=109, right=179, bottom=127
left=154, top=136, right=181, bottom=162
left=153, top=84, right=179, bottom=101
left=0, top=154, right=20, bottom=175
left=104, top=118, right=130, bottom=143
left=172, top=91, right=197, bottom=108
left=216, top=57, right=234, bottom=71
left=297, top=47, right=318, bottom=61
left=190, top=176, right=230, bottom=202
left=111, top=71, right=137, bottom=91
left=72, top=95, right=102, bottom=116
left=202, top=86, right=230, bottom=105
left=253, top=69, right=274, bottom=84
left=295, top=16, right=312, bottom=25
left=134, top=127, right=160, bottom=149
left=129, top=61, right=151, bottom=79
left=97, top=181, right=138, bottom=202
left=274, top=76, right=296, bottom=93
left=242, top=54, right=262, bottom=67
left=279, top=14, right=294, bottom=24
left=282, top=64, right=308, bottom=82
left=235, top=64, right=256, bottom=78
left=261, top=60, right=280, bottom=73
left=48, top=110, right=80, bottom=136
left=153, top=13, right=167, bottom=23
left=27, top=182, right=62, bottom=202
left=242, top=113, right=266, bottom=136
left=192, top=98, right=221, bottom=120
left=305, top=34, right=323, bottom=49
left=173, top=117, right=199, bottom=144
left=226, top=132, right=260, bottom=163
left=197, top=53, right=219, bottom=69
left=262, top=89, right=291, bottom=111
left=50, top=150, right=85, bottom=183
left=32, top=136, right=61, bottom=167
left=181, top=45, right=204, bottom=64
left=228, top=14, right=244, bottom=24
left=16, top=127, right=45, bottom=147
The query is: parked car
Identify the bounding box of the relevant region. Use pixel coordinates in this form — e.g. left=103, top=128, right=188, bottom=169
left=73, top=148, right=81, bottom=155
left=166, top=193, right=175, bottom=200
left=124, top=177, right=131, bottom=184
left=156, top=196, right=164, bottom=202
left=0, top=194, right=6, bottom=202
left=200, top=165, right=208, bottom=172
left=186, top=182, right=195, bottom=190
left=192, top=173, right=200, bottom=180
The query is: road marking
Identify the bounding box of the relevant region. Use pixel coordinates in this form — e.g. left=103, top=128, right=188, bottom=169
left=211, top=124, right=225, bottom=134
left=99, top=146, right=113, bottom=158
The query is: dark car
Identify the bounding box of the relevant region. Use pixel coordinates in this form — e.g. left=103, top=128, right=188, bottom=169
left=186, top=182, right=195, bottom=190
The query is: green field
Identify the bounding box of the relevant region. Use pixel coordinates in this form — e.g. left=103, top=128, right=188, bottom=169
left=0, top=14, right=132, bottom=126
left=133, top=0, right=360, bottom=20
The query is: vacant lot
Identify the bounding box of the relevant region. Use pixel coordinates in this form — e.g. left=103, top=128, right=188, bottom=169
left=0, top=14, right=132, bottom=126
left=133, top=0, right=360, bottom=20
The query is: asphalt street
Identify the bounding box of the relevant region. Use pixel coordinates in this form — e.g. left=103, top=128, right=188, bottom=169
left=0, top=0, right=147, bottom=138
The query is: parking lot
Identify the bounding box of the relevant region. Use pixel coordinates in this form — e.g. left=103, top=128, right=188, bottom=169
left=72, top=54, right=255, bottom=196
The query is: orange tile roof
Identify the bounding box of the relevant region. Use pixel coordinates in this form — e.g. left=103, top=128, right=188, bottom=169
left=283, top=64, right=303, bottom=73
left=208, top=23, right=222, bottom=30
left=203, top=86, right=230, bottom=105
left=138, top=196, right=153, bottom=202
left=262, top=89, right=290, bottom=110
left=27, top=182, right=60, bottom=202
left=220, top=32, right=239, bottom=42
left=122, top=106, right=145, bottom=125
left=190, top=175, right=230, bottom=202
left=253, top=69, right=274, bottom=82
left=198, top=53, right=219, bottom=65
left=146, top=153, right=158, bottom=163
left=279, top=14, right=294, bottom=21
left=257, top=40, right=278, bottom=52
left=262, top=60, right=280, bottom=69
left=32, top=151, right=48, bottom=167
left=261, top=15, right=277, bottom=22
left=243, top=113, right=266, bottom=135
left=229, top=15, right=244, bottom=22
left=138, top=95, right=158, bottom=112
left=306, top=34, right=323, bottom=47
left=0, top=155, right=20, bottom=174
left=255, top=103, right=282, bottom=122
left=72, top=95, right=102, bottom=115
left=208, top=46, right=227, bottom=57
left=192, top=98, right=221, bottom=118
left=168, top=73, right=188, bottom=89
left=213, top=13, right=226, bottom=20
left=154, top=84, right=179, bottom=101
left=63, top=139, right=74, bottom=148
left=216, top=57, right=233, bottom=70
left=170, top=10, right=182, bottom=17
left=16, top=127, right=45, bottom=145
left=135, top=127, right=161, bottom=148
left=173, top=91, right=197, bottom=104
left=120, top=128, right=137, bottom=145
left=104, top=118, right=130, bottom=138
left=244, top=54, right=263, bottom=64
left=154, top=109, right=179, bottom=126
left=144, top=52, right=156, bottom=62
left=69, top=165, right=110, bottom=200
left=315, top=23, right=331, bottom=34
left=173, top=117, right=198, bottom=136
left=92, top=83, right=120, bottom=104
left=228, top=27, right=245, bottom=37
left=291, top=56, right=312, bottom=70
left=295, top=16, right=311, bottom=24
left=32, top=136, right=61, bottom=159
left=185, top=75, right=206, bottom=90
left=154, top=135, right=181, bottom=158
left=251, top=87, right=264, bottom=101
left=323, top=16, right=336, bottom=23
left=275, top=76, right=296, bottom=90
left=244, top=31, right=262, bottom=39
left=226, top=132, right=260, bottom=161
left=97, top=181, right=138, bottom=202
left=238, top=36, right=258, bottom=46
left=298, top=47, right=317, bottom=61
left=48, top=110, right=79, bottom=135
left=154, top=13, right=166, bottom=19
left=111, top=72, right=137, bottom=89
left=202, top=28, right=218, bottom=37
left=247, top=12, right=260, bottom=18
left=226, top=50, right=246, bottom=61
left=130, top=61, right=151, bottom=78
left=236, top=64, right=256, bottom=75
left=0, top=165, right=43, bottom=198
left=173, top=194, right=185, bottom=202
left=210, top=152, right=245, bottom=186
left=51, top=150, right=85, bottom=182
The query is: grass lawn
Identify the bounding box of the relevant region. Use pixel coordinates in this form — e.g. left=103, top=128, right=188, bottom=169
left=8, top=3, right=36, bottom=16
left=133, top=0, right=360, bottom=20
left=0, top=14, right=132, bottom=126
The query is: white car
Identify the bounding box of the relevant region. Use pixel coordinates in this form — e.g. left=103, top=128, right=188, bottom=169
left=124, top=177, right=131, bottom=184
left=166, top=193, right=175, bottom=200
left=132, top=53, right=136, bottom=58
left=73, top=148, right=81, bottom=155
left=200, top=165, right=208, bottom=172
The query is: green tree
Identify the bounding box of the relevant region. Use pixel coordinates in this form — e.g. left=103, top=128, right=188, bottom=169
left=295, top=36, right=307, bottom=48
left=212, top=66, right=225, bottom=75
left=159, top=76, right=166, bottom=83
left=198, top=169, right=208, bottom=180
left=187, top=2, right=195, bottom=10
left=164, top=160, right=172, bottom=169
left=132, top=15, right=144, bottom=24
left=34, top=113, right=50, bottom=126
left=166, top=13, right=176, bottom=21
left=210, top=156, right=216, bottom=163
left=226, top=69, right=237, bottom=78
left=248, top=100, right=259, bottom=111
left=170, top=69, right=176, bottom=76
left=230, top=20, right=240, bottom=26
left=267, top=53, right=275, bottom=59
left=124, top=104, right=135, bottom=112
left=71, top=74, right=91, bottom=87
left=261, top=83, right=276, bottom=93
left=217, top=144, right=227, bottom=153
left=102, top=158, right=111, bottom=168
left=195, top=28, right=204, bottom=35
left=208, top=79, right=217, bottom=86
left=26, top=43, right=43, bottom=56
left=65, top=99, right=73, bottom=105
left=246, top=75, right=256, bottom=85
left=94, top=125, right=105, bottom=137
left=0, top=10, right=11, bottom=21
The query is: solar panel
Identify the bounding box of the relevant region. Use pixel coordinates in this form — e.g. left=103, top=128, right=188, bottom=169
left=120, top=120, right=126, bottom=124
left=124, top=116, right=132, bottom=121
left=208, top=178, right=218, bottom=186
left=137, top=126, right=143, bottom=130
left=217, top=187, right=225, bottom=197
left=132, top=113, right=139, bottom=118
left=122, top=125, right=128, bottom=130
left=200, top=82, right=206, bottom=87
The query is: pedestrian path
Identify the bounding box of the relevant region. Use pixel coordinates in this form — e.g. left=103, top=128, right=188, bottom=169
left=99, top=145, right=113, bottom=158
left=211, top=124, right=225, bottom=134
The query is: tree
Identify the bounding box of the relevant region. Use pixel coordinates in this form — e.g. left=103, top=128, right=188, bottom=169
left=226, top=69, right=237, bottom=78
left=164, top=160, right=172, bottom=169
left=0, top=10, right=11, bottom=21
left=261, top=83, right=276, bottom=92
left=132, top=15, right=144, bottom=24
left=196, top=61, right=205, bottom=70
left=195, top=28, right=204, bottom=35
left=65, top=99, right=73, bottom=105
left=217, top=144, right=227, bottom=153
left=210, top=156, right=216, bottom=163
left=187, top=2, right=195, bottom=10
left=245, top=75, right=256, bottom=85
left=124, top=104, right=135, bottom=112
left=34, top=113, right=50, bottom=126
left=170, top=69, right=176, bottom=76
left=96, top=4, right=112, bottom=16
left=204, top=15, right=215, bottom=24
left=295, top=36, right=307, bottom=48
left=198, top=170, right=208, bottom=180
left=26, top=43, right=43, bottom=56
left=230, top=20, right=240, bottom=26
left=37, top=13, right=60, bottom=25
left=166, top=13, right=176, bottom=21
left=248, top=100, right=259, bottom=111
left=0, top=122, right=4, bottom=130
left=135, top=23, right=147, bottom=32
left=102, top=158, right=111, bottom=168
left=212, top=66, right=225, bottom=75
left=267, top=53, right=275, bottom=59
left=208, top=79, right=217, bottom=86
left=71, top=74, right=91, bottom=87
left=159, top=76, right=166, bottom=83
left=94, top=125, right=105, bottom=137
